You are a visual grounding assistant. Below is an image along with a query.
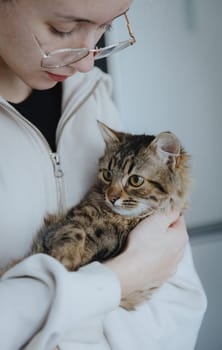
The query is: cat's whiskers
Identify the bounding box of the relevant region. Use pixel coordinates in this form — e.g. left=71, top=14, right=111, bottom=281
left=106, top=198, right=154, bottom=217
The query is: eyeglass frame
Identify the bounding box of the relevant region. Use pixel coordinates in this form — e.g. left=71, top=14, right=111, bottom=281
left=32, top=12, right=136, bottom=69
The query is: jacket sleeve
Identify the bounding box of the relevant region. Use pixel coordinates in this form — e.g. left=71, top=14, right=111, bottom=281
left=0, top=254, right=121, bottom=350
left=104, top=244, right=207, bottom=350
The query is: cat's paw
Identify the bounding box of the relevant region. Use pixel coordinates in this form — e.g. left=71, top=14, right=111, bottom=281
left=51, top=244, right=83, bottom=271
left=50, top=229, right=86, bottom=271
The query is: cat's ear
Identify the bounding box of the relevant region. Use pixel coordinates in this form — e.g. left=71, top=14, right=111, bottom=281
left=97, top=121, right=123, bottom=145
left=152, top=132, right=181, bottom=168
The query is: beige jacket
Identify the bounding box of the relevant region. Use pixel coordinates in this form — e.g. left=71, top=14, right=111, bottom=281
left=0, top=67, right=206, bottom=350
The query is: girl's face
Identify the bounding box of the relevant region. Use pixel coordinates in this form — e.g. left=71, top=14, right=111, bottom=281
left=0, top=0, right=133, bottom=90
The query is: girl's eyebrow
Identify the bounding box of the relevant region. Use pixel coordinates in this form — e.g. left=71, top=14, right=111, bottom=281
left=53, top=9, right=128, bottom=23
left=54, top=13, right=94, bottom=23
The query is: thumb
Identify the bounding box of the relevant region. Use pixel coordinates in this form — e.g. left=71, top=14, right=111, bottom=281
left=151, top=209, right=181, bottom=228
left=137, top=209, right=181, bottom=231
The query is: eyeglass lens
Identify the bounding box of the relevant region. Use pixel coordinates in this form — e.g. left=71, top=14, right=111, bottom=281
left=41, top=49, right=90, bottom=68
left=94, top=41, right=132, bottom=60
left=42, top=40, right=132, bottom=68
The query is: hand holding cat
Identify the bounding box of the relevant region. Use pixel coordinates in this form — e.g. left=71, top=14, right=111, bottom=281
left=105, top=210, right=188, bottom=305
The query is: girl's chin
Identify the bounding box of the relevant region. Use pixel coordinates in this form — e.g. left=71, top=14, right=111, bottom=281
left=30, top=71, right=73, bottom=90
left=24, top=69, right=74, bottom=91
left=28, top=75, right=58, bottom=90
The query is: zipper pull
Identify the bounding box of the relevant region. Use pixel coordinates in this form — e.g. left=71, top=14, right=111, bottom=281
left=50, top=153, right=64, bottom=178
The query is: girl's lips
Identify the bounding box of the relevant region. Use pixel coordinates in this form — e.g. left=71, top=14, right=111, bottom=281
left=46, top=71, right=69, bottom=82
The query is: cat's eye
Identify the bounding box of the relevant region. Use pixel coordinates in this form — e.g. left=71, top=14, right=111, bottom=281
left=128, top=175, right=144, bottom=187
left=102, top=169, right=112, bottom=182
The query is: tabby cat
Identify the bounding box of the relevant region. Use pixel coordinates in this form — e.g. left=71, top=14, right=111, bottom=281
left=1, top=121, right=191, bottom=309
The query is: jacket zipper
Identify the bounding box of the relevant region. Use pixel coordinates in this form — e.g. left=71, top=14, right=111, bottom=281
left=50, top=152, right=66, bottom=214
left=0, top=79, right=100, bottom=214
left=23, top=122, right=66, bottom=214
left=0, top=102, right=66, bottom=214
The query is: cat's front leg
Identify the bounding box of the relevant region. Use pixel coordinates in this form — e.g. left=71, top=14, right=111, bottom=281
left=49, top=227, right=86, bottom=271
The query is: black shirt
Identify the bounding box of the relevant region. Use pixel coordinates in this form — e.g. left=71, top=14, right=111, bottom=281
left=10, top=83, right=62, bottom=152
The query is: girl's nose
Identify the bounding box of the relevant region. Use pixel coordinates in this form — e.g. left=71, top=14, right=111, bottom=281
left=68, top=27, right=102, bottom=73
left=72, top=52, right=95, bottom=73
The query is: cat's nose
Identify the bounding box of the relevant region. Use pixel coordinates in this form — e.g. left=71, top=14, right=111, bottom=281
left=107, top=187, right=121, bottom=205
left=109, top=195, right=120, bottom=205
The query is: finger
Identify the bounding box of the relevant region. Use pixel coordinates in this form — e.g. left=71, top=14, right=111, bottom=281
left=169, top=215, right=187, bottom=236
left=154, top=209, right=181, bottom=228
left=136, top=210, right=180, bottom=233
left=169, top=214, right=185, bottom=228
left=168, top=215, right=189, bottom=245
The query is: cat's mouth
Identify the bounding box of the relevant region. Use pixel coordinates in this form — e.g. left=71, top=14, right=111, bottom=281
left=105, top=198, right=154, bottom=218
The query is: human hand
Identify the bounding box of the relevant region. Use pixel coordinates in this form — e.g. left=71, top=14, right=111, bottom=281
left=105, top=211, right=188, bottom=301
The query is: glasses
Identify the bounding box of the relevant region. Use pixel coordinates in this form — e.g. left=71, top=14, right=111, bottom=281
left=33, top=12, right=136, bottom=69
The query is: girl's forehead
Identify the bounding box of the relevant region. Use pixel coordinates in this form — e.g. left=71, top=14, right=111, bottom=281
left=32, top=0, right=133, bottom=23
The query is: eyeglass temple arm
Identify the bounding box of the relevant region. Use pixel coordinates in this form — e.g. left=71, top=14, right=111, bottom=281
left=124, top=12, right=136, bottom=44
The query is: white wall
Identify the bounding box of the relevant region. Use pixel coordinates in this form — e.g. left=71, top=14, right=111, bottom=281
left=191, top=230, right=222, bottom=350
left=107, top=0, right=222, bottom=228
